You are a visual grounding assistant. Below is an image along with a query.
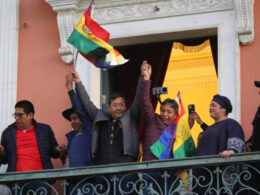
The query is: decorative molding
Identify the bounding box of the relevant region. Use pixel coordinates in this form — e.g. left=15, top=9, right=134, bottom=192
left=93, top=0, right=234, bottom=25
left=46, top=0, right=81, bottom=64
left=168, top=77, right=218, bottom=89
left=45, top=0, right=80, bottom=11
left=46, top=0, right=254, bottom=64
left=235, top=0, right=255, bottom=45
left=56, top=10, right=76, bottom=64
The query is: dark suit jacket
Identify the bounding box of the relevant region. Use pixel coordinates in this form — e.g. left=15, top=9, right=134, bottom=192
left=75, top=77, right=142, bottom=160
left=247, top=106, right=260, bottom=151
left=0, top=120, right=60, bottom=172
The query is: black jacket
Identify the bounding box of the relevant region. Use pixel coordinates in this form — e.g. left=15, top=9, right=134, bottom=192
left=247, top=106, right=260, bottom=151
left=0, top=120, right=60, bottom=172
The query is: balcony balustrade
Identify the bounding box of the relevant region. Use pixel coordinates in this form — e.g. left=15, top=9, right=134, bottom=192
left=0, top=152, right=259, bottom=194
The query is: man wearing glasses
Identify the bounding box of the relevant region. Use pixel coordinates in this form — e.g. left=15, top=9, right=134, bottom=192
left=0, top=100, right=60, bottom=193
left=70, top=71, right=141, bottom=194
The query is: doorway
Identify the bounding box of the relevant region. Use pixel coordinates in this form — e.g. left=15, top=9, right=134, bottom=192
left=101, top=35, right=218, bottom=144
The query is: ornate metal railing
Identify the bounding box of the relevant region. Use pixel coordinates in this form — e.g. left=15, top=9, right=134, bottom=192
left=0, top=152, right=260, bottom=194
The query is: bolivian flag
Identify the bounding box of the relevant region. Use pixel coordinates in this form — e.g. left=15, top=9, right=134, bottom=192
left=68, top=6, right=112, bottom=58
left=67, top=3, right=128, bottom=69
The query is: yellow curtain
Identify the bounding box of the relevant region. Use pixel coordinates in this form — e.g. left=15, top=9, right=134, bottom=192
left=173, top=39, right=210, bottom=53
left=156, top=40, right=218, bottom=147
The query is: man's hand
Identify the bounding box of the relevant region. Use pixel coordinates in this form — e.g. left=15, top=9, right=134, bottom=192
left=56, top=144, right=68, bottom=165
left=0, top=144, right=5, bottom=155
left=71, top=71, right=81, bottom=83
left=141, top=61, right=152, bottom=80
left=56, top=144, right=67, bottom=153
left=65, top=72, right=73, bottom=91
left=219, top=150, right=235, bottom=159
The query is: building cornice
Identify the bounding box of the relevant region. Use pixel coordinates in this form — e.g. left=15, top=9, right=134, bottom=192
left=46, top=0, right=254, bottom=64
left=45, top=0, right=80, bottom=11
left=92, top=0, right=234, bottom=24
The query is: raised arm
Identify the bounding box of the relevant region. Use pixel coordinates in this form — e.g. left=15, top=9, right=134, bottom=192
left=65, top=73, right=93, bottom=130
left=72, top=71, right=99, bottom=121
left=138, top=61, right=155, bottom=122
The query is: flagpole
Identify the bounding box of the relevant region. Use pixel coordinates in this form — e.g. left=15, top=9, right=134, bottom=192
left=73, top=50, right=79, bottom=72
left=72, top=50, right=79, bottom=89
left=88, top=0, right=95, bottom=15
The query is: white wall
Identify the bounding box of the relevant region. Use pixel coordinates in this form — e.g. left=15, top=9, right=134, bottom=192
left=75, top=53, right=101, bottom=109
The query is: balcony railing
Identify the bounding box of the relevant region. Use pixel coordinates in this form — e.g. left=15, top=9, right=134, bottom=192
left=0, top=152, right=259, bottom=194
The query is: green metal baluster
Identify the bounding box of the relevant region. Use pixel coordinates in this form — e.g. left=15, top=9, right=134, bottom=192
left=111, top=175, right=118, bottom=195
left=12, top=183, right=19, bottom=195
left=215, top=166, right=222, bottom=195
left=62, top=179, right=69, bottom=195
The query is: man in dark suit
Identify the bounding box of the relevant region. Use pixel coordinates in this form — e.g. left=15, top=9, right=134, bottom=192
left=0, top=100, right=60, bottom=194
left=71, top=71, right=141, bottom=194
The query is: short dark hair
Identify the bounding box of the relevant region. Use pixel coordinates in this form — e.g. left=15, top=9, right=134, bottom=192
left=161, top=98, right=179, bottom=114
left=223, top=109, right=228, bottom=116
left=15, top=100, right=35, bottom=115
left=109, top=92, right=126, bottom=105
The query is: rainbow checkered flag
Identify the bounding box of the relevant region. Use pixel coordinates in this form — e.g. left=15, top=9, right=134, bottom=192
left=173, top=91, right=196, bottom=159
left=150, top=91, right=196, bottom=159
left=150, top=123, right=177, bottom=159
left=173, top=91, right=196, bottom=186
left=150, top=91, right=196, bottom=186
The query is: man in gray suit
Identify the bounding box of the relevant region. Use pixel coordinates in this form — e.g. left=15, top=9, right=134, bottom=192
left=70, top=71, right=141, bottom=194
left=71, top=71, right=141, bottom=165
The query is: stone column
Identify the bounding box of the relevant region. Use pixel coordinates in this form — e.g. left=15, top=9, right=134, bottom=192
left=0, top=0, right=19, bottom=137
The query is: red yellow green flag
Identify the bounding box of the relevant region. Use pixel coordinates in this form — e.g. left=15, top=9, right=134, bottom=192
left=67, top=2, right=128, bottom=69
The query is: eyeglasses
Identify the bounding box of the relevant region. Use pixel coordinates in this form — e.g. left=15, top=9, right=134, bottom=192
left=12, top=113, right=26, bottom=118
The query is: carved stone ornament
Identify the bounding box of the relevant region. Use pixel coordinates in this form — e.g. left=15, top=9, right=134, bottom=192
left=45, top=0, right=255, bottom=64
left=45, top=0, right=81, bottom=64
left=234, top=0, right=255, bottom=45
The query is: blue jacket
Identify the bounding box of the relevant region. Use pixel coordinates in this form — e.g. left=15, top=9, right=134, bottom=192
left=0, top=120, right=60, bottom=172
left=66, top=90, right=93, bottom=167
